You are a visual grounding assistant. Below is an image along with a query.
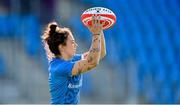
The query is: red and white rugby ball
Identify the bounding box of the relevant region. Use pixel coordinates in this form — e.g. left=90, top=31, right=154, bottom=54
left=81, top=7, right=116, bottom=30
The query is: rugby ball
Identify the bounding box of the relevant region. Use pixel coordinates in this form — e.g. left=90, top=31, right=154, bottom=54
left=81, top=7, right=116, bottom=30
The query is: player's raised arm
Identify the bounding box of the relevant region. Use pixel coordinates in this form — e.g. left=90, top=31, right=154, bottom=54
left=100, top=31, right=106, bottom=59
left=72, top=15, right=103, bottom=75
left=82, top=30, right=106, bottom=60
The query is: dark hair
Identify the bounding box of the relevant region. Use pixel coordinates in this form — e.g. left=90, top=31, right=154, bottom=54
left=42, top=22, right=71, bottom=60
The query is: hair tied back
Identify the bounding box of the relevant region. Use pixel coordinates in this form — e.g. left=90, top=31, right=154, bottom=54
left=49, top=23, right=57, bottom=36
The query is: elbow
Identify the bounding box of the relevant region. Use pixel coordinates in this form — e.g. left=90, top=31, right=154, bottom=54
left=88, top=61, right=99, bottom=70
left=103, top=52, right=107, bottom=57
left=104, top=50, right=107, bottom=56
left=91, top=60, right=100, bottom=68
left=94, top=61, right=100, bottom=66
left=91, top=62, right=99, bottom=68
left=87, top=56, right=100, bottom=68
left=101, top=52, right=106, bottom=59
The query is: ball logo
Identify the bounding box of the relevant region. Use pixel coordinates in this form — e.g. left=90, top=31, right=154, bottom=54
left=81, top=7, right=116, bottom=30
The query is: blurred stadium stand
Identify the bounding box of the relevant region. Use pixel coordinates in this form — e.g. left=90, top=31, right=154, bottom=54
left=0, top=0, right=179, bottom=104
left=0, top=55, right=6, bottom=76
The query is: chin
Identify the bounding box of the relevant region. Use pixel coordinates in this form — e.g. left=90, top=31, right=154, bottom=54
left=74, top=51, right=76, bottom=55
left=70, top=53, right=75, bottom=57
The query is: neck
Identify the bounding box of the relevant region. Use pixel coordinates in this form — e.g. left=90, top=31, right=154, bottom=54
left=58, top=53, right=72, bottom=61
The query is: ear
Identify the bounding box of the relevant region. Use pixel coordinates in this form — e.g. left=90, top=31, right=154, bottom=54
left=58, top=45, right=64, bottom=52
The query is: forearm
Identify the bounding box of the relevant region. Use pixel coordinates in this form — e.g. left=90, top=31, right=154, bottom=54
left=100, top=31, right=106, bottom=59
left=72, top=35, right=101, bottom=75
left=87, top=35, right=101, bottom=65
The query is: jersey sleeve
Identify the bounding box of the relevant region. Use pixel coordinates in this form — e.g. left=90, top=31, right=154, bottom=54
left=56, top=54, right=82, bottom=77
left=71, top=54, right=82, bottom=62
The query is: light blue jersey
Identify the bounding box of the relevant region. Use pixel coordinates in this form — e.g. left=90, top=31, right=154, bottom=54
left=48, top=54, right=83, bottom=104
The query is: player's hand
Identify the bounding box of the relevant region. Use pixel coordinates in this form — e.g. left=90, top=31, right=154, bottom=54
left=87, top=15, right=105, bottom=35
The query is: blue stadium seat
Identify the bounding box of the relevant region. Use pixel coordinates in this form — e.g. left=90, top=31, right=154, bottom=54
left=171, top=0, right=180, bottom=15
left=155, top=0, right=176, bottom=23
left=81, top=73, right=93, bottom=95
left=160, top=82, right=174, bottom=103
left=70, top=15, right=91, bottom=43
left=163, top=46, right=175, bottom=65
left=136, top=46, right=152, bottom=95
left=105, top=31, right=121, bottom=66
left=175, top=82, right=180, bottom=103
left=0, top=56, right=6, bottom=76
left=8, top=14, right=22, bottom=38
left=144, top=84, right=158, bottom=103
left=80, top=0, right=180, bottom=103
left=138, top=66, right=145, bottom=90
left=112, top=14, right=132, bottom=62
left=80, top=0, right=106, bottom=6
left=23, top=14, right=41, bottom=56
left=171, top=22, right=180, bottom=49
left=39, top=47, right=49, bottom=71
left=154, top=62, right=166, bottom=83
left=0, top=15, right=9, bottom=37
left=169, top=64, right=179, bottom=84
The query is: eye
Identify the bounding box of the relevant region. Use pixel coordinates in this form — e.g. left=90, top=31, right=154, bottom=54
left=72, top=40, right=75, bottom=44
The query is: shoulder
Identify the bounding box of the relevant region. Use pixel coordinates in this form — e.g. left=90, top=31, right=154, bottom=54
left=71, top=54, right=83, bottom=62
left=49, top=58, right=62, bottom=66
left=49, top=58, right=62, bottom=71
left=49, top=58, right=74, bottom=76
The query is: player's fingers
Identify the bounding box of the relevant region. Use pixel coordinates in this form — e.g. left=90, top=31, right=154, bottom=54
left=92, top=14, right=97, bottom=25
left=92, top=14, right=95, bottom=26
left=97, top=15, right=101, bottom=24
left=87, top=24, right=92, bottom=30
left=101, top=21, right=106, bottom=27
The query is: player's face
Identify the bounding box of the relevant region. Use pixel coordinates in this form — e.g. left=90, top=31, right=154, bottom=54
left=63, top=33, right=78, bottom=58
